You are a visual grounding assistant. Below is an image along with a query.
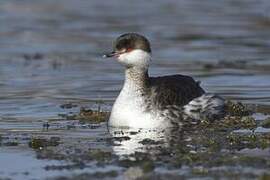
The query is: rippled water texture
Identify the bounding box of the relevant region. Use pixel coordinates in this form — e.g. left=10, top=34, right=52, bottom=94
left=0, top=0, right=270, bottom=179
left=1, top=0, right=270, bottom=120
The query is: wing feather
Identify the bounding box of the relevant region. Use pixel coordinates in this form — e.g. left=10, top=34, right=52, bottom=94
left=149, top=75, right=205, bottom=107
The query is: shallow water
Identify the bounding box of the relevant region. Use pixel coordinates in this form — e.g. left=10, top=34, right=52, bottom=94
left=0, top=0, right=270, bottom=179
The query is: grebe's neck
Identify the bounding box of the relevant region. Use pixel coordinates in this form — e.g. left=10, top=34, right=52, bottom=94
left=123, top=67, right=149, bottom=92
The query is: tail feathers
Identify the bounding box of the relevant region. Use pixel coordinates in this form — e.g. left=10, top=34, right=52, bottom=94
left=183, top=93, right=225, bottom=121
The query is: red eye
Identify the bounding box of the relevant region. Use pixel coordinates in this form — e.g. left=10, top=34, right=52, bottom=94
left=126, top=48, right=133, bottom=52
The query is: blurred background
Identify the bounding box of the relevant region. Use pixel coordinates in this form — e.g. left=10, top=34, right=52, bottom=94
left=1, top=0, right=270, bottom=121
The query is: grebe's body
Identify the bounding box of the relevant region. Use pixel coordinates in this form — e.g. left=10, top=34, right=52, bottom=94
left=104, top=33, right=225, bottom=128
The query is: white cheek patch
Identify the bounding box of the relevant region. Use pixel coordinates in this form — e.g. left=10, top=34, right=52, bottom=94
left=116, top=49, right=151, bottom=68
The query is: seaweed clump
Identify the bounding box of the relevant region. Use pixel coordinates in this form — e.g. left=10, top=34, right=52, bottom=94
left=53, top=171, right=118, bottom=180
left=199, top=101, right=256, bottom=130
left=261, top=117, right=270, bottom=128
left=58, top=101, right=110, bottom=123
left=87, top=149, right=112, bottom=162
left=76, top=107, right=110, bottom=123
left=225, top=101, right=252, bottom=117
left=29, top=137, right=60, bottom=149
left=222, top=101, right=256, bottom=129
left=220, top=116, right=257, bottom=129
left=227, top=132, right=270, bottom=150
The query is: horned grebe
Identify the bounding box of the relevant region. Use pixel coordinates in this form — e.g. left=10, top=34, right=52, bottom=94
left=103, top=33, right=225, bottom=128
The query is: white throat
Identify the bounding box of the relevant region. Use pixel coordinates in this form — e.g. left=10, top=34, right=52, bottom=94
left=117, top=49, right=151, bottom=68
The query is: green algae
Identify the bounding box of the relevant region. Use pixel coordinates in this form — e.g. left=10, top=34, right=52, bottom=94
left=29, top=137, right=60, bottom=149
left=221, top=116, right=257, bottom=129
left=58, top=100, right=110, bottom=123
left=227, top=133, right=270, bottom=150
left=119, top=158, right=155, bottom=174
left=76, top=100, right=109, bottom=123
left=77, top=107, right=110, bottom=123
left=171, top=146, right=270, bottom=169
left=197, top=101, right=257, bottom=131
left=191, top=166, right=209, bottom=176
left=256, top=105, right=270, bottom=115
left=36, top=148, right=66, bottom=160
left=186, top=100, right=257, bottom=132
left=87, top=149, right=112, bottom=162
left=53, top=171, right=118, bottom=180
left=260, top=174, right=270, bottom=180
left=3, top=102, right=269, bottom=180
left=261, top=117, right=270, bottom=128
left=21, top=120, right=270, bottom=180
left=58, top=106, right=110, bottom=123
left=199, top=116, right=257, bottom=131
left=141, top=161, right=155, bottom=173
left=225, top=101, right=253, bottom=117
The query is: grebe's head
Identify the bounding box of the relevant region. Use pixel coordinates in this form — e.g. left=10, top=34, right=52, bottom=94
left=103, top=33, right=151, bottom=69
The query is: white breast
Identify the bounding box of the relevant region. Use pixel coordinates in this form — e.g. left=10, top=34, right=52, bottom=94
left=109, top=86, right=169, bottom=129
